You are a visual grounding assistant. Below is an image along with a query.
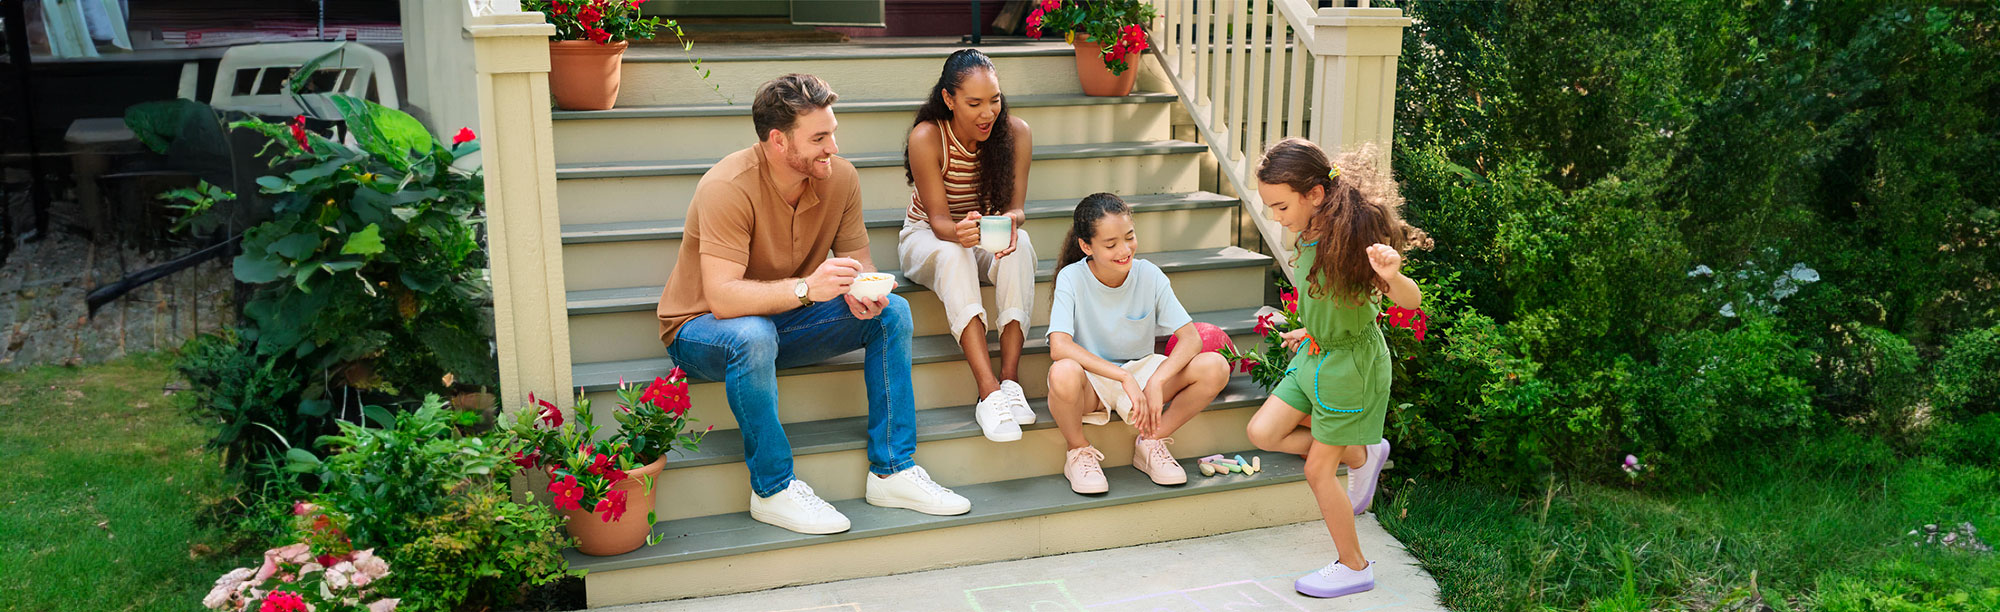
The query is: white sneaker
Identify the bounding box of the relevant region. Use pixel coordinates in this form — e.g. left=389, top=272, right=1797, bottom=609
left=975, top=389, right=1022, bottom=442
left=999, top=380, right=1036, bottom=425
left=865, top=465, right=972, bottom=515
left=749, top=480, right=850, bottom=535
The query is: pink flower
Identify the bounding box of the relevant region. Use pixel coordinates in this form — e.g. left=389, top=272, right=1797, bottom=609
left=367, top=600, right=401, bottom=612
left=548, top=475, right=585, bottom=511
left=1253, top=312, right=1277, bottom=336
left=290, top=502, right=317, bottom=516
left=576, top=6, right=603, bottom=24
left=258, top=591, right=308, bottom=612
left=350, top=549, right=391, bottom=582
left=1040, top=0, right=1060, bottom=11
left=1027, top=9, right=1043, bottom=29
left=512, top=450, right=539, bottom=469
left=452, top=127, right=475, bottom=145
left=533, top=393, right=563, bottom=428
left=204, top=567, right=258, bottom=609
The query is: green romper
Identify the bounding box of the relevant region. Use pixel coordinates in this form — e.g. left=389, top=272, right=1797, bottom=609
left=1270, top=244, right=1392, bottom=446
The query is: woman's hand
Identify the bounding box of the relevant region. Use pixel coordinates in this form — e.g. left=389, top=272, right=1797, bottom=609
left=956, top=212, right=984, bottom=249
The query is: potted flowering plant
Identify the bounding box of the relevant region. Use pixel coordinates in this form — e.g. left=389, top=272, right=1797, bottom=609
left=1027, top=0, right=1156, bottom=96
left=202, top=505, right=398, bottom=612
left=523, top=0, right=674, bottom=110
left=1220, top=278, right=1428, bottom=393
left=509, top=368, right=710, bottom=556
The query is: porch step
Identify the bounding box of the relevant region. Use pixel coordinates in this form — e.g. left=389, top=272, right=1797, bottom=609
left=553, top=140, right=1207, bottom=225
left=572, top=305, right=1265, bottom=426
left=613, top=39, right=1091, bottom=106
left=568, top=448, right=1321, bottom=605
left=558, top=192, right=1241, bottom=292
left=551, top=93, right=1181, bottom=163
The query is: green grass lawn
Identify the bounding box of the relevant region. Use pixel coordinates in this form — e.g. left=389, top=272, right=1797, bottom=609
left=1378, top=439, right=2000, bottom=611
left=0, top=354, right=246, bottom=611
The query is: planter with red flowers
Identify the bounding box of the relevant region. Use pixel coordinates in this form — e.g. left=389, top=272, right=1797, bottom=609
left=1027, top=0, right=1156, bottom=96
left=524, top=0, right=681, bottom=110
left=508, top=369, right=710, bottom=556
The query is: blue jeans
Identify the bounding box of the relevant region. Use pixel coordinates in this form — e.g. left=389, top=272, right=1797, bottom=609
left=666, top=295, right=918, bottom=498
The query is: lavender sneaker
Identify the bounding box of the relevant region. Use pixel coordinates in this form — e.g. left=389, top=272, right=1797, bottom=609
left=1348, top=438, right=1391, bottom=515
left=1294, top=560, right=1376, bottom=598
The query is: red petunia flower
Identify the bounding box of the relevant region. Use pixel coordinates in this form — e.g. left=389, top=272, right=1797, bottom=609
left=1040, top=0, right=1060, bottom=12
left=552, top=1, right=567, bottom=16
left=288, top=115, right=311, bottom=152
left=512, top=450, right=539, bottom=469
left=576, top=6, right=602, bottom=24
left=586, top=26, right=611, bottom=44
left=595, top=489, right=629, bottom=522
left=548, top=475, right=585, bottom=511
left=1281, top=288, right=1299, bottom=313
left=534, top=393, right=563, bottom=428
left=452, top=127, right=475, bottom=145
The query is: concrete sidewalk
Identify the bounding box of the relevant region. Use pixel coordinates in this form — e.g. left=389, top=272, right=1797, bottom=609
left=601, top=517, right=1446, bottom=612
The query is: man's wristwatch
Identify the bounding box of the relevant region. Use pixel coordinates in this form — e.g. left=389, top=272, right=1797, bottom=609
left=794, top=279, right=813, bottom=306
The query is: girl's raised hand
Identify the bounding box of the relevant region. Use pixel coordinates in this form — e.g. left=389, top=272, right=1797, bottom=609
left=1367, top=243, right=1403, bottom=279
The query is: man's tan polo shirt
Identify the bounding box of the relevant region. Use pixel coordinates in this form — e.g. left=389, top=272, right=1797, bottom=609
left=657, top=145, right=867, bottom=346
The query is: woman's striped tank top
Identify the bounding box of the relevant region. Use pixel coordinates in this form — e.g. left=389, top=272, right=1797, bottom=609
left=907, top=120, right=985, bottom=223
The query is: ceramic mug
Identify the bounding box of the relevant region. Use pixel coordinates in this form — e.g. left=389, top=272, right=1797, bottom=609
left=978, top=215, right=1013, bottom=253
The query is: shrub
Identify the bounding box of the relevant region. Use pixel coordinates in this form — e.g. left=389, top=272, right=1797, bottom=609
left=1932, top=325, right=2000, bottom=421
left=177, top=331, right=309, bottom=472
left=286, top=396, right=575, bottom=611
left=1613, top=315, right=1816, bottom=465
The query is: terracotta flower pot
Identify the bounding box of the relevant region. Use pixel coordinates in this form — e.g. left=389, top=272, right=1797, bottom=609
left=561, top=455, right=665, bottom=556
left=548, top=40, right=628, bottom=111
left=1071, top=40, right=1141, bottom=97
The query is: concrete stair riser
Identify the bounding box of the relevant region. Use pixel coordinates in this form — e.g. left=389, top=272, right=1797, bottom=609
left=582, top=481, right=1319, bottom=605
left=553, top=101, right=1174, bottom=164
left=558, top=205, right=1237, bottom=292
left=555, top=152, right=1204, bottom=225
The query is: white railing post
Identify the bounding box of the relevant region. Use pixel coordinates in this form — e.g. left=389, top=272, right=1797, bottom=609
left=461, top=0, right=573, bottom=412
left=1292, top=4, right=1409, bottom=168
left=1244, top=1, right=1268, bottom=162
left=1208, top=0, right=1231, bottom=144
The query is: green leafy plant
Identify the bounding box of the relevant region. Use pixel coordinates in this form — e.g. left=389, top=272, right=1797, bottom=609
left=1027, top=0, right=1155, bottom=75
left=285, top=395, right=576, bottom=612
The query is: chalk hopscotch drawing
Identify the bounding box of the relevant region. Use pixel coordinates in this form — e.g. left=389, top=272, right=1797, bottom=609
left=965, top=581, right=1090, bottom=612
left=1082, top=580, right=1310, bottom=612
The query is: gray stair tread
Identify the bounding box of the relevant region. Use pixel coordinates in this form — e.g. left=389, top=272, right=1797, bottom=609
left=564, top=447, right=1309, bottom=572
left=561, top=191, right=1238, bottom=245
left=570, top=305, right=1265, bottom=393
left=554, top=92, right=1180, bottom=120
left=556, top=140, right=1208, bottom=179
left=568, top=246, right=1270, bottom=315
left=662, top=377, right=1270, bottom=470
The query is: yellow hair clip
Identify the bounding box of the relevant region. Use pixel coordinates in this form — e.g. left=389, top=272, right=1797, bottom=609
left=1328, top=165, right=1341, bottom=180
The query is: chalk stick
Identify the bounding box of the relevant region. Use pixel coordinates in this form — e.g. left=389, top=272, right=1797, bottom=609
left=1235, top=455, right=1250, bottom=467
left=1245, top=463, right=1259, bottom=475
left=1230, top=463, right=1244, bottom=474
left=1212, top=458, right=1238, bottom=466
left=1253, top=456, right=1262, bottom=471
left=1199, top=463, right=1217, bottom=476
left=1200, top=454, right=1225, bottom=462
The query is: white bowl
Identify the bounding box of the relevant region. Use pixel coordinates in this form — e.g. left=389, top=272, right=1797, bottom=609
left=849, top=274, right=897, bottom=301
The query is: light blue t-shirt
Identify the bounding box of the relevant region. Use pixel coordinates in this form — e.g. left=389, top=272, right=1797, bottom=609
left=1046, top=259, right=1195, bottom=362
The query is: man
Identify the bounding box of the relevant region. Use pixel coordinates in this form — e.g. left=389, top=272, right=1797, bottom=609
left=657, top=74, right=970, bottom=535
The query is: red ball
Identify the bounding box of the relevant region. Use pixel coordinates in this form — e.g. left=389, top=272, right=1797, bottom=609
left=1165, top=322, right=1234, bottom=355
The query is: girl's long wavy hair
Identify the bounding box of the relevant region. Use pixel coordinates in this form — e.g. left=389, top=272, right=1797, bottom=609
left=1255, top=139, right=1432, bottom=303
left=904, top=49, right=1016, bottom=216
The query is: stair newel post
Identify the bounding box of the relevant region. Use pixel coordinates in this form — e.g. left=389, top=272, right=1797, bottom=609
left=1291, top=3, right=1409, bottom=170
left=465, top=1, right=576, bottom=425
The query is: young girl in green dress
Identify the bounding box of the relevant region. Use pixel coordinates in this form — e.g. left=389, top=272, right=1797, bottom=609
left=1243, top=139, right=1431, bottom=599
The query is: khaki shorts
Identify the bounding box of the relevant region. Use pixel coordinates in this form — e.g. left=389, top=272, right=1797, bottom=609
left=1079, top=354, right=1168, bottom=425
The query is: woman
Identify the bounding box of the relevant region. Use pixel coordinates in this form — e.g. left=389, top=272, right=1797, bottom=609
left=898, top=49, right=1037, bottom=442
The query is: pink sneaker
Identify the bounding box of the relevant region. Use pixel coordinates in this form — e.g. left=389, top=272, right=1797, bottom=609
left=1065, top=446, right=1108, bottom=494
left=1132, top=436, right=1187, bottom=485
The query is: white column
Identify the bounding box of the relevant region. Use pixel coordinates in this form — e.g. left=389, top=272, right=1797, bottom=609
left=1298, top=6, right=1408, bottom=169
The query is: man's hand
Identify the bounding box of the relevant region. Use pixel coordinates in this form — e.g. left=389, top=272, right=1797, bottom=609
left=844, top=294, right=890, bottom=320
left=806, top=257, right=862, bottom=302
